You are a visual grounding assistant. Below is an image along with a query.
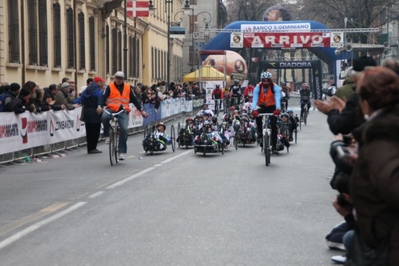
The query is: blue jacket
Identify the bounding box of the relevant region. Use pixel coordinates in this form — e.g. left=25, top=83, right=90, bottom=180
left=81, top=84, right=103, bottom=124
left=251, top=83, right=281, bottom=110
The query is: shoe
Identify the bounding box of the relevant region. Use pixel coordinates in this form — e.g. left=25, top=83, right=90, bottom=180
left=331, top=255, right=346, bottom=264
left=118, top=153, right=125, bottom=160
left=105, top=137, right=109, bottom=144
left=88, top=149, right=102, bottom=154
left=272, top=150, right=279, bottom=155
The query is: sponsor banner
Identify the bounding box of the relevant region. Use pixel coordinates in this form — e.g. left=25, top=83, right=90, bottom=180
left=241, top=23, right=311, bottom=33
left=48, top=109, right=85, bottom=144
left=243, top=32, right=331, bottom=48
left=230, top=32, right=243, bottom=48
left=331, top=32, right=344, bottom=48
left=129, top=104, right=144, bottom=128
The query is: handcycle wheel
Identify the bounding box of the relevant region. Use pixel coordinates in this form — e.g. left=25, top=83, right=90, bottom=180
left=170, top=124, right=176, bottom=152
left=109, top=129, right=116, bottom=166
left=295, top=129, right=297, bottom=144
left=177, top=122, right=181, bottom=148
left=221, top=141, right=224, bottom=155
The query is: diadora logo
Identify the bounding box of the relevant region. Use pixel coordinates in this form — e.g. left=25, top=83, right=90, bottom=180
left=20, top=117, right=28, bottom=144
left=269, top=62, right=277, bottom=67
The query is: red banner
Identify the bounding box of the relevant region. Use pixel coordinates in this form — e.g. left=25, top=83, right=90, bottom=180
left=243, top=32, right=331, bottom=48
left=126, top=1, right=149, bottom=17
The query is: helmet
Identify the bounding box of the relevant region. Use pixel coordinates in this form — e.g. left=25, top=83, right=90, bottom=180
left=186, top=117, right=194, bottom=122
left=204, top=121, right=211, bottom=127
left=281, top=113, right=289, bottom=118
left=203, top=110, right=212, bottom=117
left=212, top=117, right=217, bottom=124
left=196, top=114, right=204, bottom=119
left=260, top=71, right=272, bottom=80
left=287, top=109, right=293, bottom=114
left=156, top=122, right=166, bottom=131
left=229, top=106, right=236, bottom=111
left=234, top=79, right=240, bottom=83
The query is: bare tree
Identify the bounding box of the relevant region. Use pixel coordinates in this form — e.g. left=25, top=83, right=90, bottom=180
left=225, top=0, right=278, bottom=24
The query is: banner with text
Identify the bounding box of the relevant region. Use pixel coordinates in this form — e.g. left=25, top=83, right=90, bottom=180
left=243, top=32, right=331, bottom=48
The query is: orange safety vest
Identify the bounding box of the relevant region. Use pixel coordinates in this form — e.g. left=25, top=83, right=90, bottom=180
left=106, top=82, right=131, bottom=113
left=257, top=82, right=275, bottom=107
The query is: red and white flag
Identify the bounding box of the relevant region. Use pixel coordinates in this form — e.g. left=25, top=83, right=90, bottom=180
left=251, top=57, right=259, bottom=63
left=126, top=0, right=149, bottom=17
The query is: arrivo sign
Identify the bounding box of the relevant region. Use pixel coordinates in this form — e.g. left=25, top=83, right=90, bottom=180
left=243, top=32, right=331, bottom=48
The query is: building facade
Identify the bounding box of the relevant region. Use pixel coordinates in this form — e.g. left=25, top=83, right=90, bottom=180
left=0, top=0, right=184, bottom=87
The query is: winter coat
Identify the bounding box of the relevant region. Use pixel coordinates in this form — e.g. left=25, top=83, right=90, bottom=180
left=11, top=96, right=35, bottom=114
left=54, top=90, right=75, bottom=110
left=350, top=106, right=399, bottom=266
left=335, top=76, right=355, bottom=101
left=81, top=83, right=103, bottom=124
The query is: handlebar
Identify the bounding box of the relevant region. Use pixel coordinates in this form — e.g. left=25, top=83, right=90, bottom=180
left=104, top=108, right=125, bottom=117
left=257, top=113, right=274, bottom=116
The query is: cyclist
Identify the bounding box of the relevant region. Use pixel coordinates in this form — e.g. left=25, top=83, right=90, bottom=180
left=243, top=83, right=255, bottom=103
left=212, top=84, right=222, bottom=113
left=280, top=82, right=290, bottom=110
left=287, top=109, right=298, bottom=141
left=196, top=103, right=214, bottom=117
left=98, top=71, right=148, bottom=160
left=230, top=79, right=242, bottom=107
left=299, top=82, right=311, bottom=121
left=251, top=71, right=281, bottom=154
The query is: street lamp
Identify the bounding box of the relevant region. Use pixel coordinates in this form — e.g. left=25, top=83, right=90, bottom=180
left=181, top=1, right=212, bottom=72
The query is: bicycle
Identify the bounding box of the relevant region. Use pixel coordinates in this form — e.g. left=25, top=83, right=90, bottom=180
left=104, top=109, right=125, bottom=166
left=214, top=98, right=221, bottom=117
left=258, top=113, right=273, bottom=166
left=300, top=102, right=309, bottom=129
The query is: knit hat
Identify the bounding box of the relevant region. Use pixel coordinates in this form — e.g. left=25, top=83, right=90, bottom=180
left=19, top=88, right=31, bottom=97
left=61, top=82, right=70, bottom=90
left=93, top=76, right=105, bottom=83
left=9, top=83, right=21, bottom=92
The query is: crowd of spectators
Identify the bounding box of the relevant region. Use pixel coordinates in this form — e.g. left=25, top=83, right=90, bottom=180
left=314, top=57, right=399, bottom=265
left=0, top=79, right=205, bottom=115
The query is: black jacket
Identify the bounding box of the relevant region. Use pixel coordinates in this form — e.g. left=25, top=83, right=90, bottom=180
left=81, top=84, right=102, bottom=124
left=12, top=96, right=35, bottom=114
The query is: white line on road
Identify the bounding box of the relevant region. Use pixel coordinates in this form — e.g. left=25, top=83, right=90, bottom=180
left=89, top=191, right=104, bottom=199
left=160, top=150, right=192, bottom=164
left=0, top=202, right=87, bottom=250
left=106, top=167, right=155, bottom=189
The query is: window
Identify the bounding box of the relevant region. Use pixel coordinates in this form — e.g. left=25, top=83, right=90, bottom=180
left=129, top=36, right=133, bottom=78
left=66, top=8, right=74, bottom=69
left=78, top=12, right=85, bottom=70
left=118, top=30, right=122, bottom=71
left=190, top=0, right=197, bottom=5
left=38, top=0, right=48, bottom=66
left=157, top=49, right=161, bottom=80
left=53, top=3, right=61, bottom=67
left=189, top=15, right=197, bottom=33
left=151, top=47, right=154, bottom=80
left=27, top=0, right=38, bottom=65
left=111, top=28, right=117, bottom=74
left=8, top=0, right=20, bottom=63
left=89, top=16, right=95, bottom=71
left=189, top=45, right=194, bottom=65
left=106, top=25, right=110, bottom=74
left=136, top=38, right=140, bottom=78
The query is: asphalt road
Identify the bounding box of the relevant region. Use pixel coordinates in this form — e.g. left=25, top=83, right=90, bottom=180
left=0, top=99, right=346, bottom=266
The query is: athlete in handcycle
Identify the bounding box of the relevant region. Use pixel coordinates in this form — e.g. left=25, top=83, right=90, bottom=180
left=233, top=112, right=257, bottom=148
left=177, top=117, right=196, bottom=148
left=276, top=113, right=291, bottom=153
left=142, top=122, right=175, bottom=154
left=193, top=121, right=225, bottom=156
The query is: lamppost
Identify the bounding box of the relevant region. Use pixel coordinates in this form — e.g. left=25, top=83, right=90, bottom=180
left=181, top=0, right=212, bottom=72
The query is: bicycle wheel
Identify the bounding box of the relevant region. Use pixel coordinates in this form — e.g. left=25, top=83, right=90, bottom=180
left=170, top=124, right=176, bottom=152
left=114, top=128, right=119, bottom=163
left=304, top=112, right=307, bottom=125
left=177, top=122, right=181, bottom=148
left=221, top=140, right=224, bottom=155
left=263, top=133, right=270, bottom=166
left=109, top=130, right=116, bottom=166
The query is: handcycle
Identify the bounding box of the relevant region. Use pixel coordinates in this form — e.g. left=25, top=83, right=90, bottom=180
left=142, top=124, right=176, bottom=155
left=104, top=109, right=125, bottom=166
left=258, top=113, right=273, bottom=166
left=177, top=119, right=196, bottom=149
left=193, top=125, right=225, bottom=156
left=233, top=117, right=257, bottom=149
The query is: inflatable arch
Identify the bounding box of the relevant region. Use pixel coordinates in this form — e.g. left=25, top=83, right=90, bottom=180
left=203, top=20, right=352, bottom=64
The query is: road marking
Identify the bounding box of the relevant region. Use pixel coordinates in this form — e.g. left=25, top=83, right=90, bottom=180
left=106, top=167, right=155, bottom=189
left=0, top=202, right=86, bottom=250
left=89, top=191, right=104, bottom=199
left=0, top=202, right=69, bottom=237
left=154, top=164, right=162, bottom=167
left=160, top=150, right=191, bottom=164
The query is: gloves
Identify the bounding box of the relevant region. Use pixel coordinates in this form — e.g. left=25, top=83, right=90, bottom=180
left=273, top=110, right=280, bottom=116
left=252, top=110, right=259, bottom=117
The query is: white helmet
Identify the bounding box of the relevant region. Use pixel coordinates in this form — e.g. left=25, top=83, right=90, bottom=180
left=260, top=71, right=272, bottom=80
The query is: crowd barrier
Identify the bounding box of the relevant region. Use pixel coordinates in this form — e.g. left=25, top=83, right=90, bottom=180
left=0, top=97, right=204, bottom=163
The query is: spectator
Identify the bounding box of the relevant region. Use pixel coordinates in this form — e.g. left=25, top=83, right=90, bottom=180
left=243, top=83, right=255, bottom=103
left=81, top=76, right=104, bottom=154
left=347, top=66, right=399, bottom=265
left=80, top=78, right=94, bottom=95
left=0, top=82, right=9, bottom=95
left=147, top=86, right=161, bottom=111
left=381, top=58, right=399, bottom=76
left=62, top=77, right=69, bottom=83
left=43, top=84, right=65, bottom=110
left=31, top=88, right=50, bottom=112
left=335, top=67, right=356, bottom=101
left=0, top=83, right=20, bottom=112
left=68, top=81, right=77, bottom=99
left=11, top=88, right=34, bottom=114
left=55, top=82, right=78, bottom=110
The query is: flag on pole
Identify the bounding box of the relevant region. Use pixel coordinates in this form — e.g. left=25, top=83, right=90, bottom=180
left=126, top=0, right=149, bottom=17
left=251, top=57, right=259, bottom=63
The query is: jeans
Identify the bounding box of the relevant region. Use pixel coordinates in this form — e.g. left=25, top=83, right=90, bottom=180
left=300, top=101, right=311, bottom=118
left=101, top=110, right=129, bottom=154
left=343, top=229, right=355, bottom=251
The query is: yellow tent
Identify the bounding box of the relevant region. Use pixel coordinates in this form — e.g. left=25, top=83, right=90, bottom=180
left=183, top=66, right=230, bottom=82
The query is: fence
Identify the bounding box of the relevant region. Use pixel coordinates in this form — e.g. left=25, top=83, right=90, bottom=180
left=0, top=97, right=204, bottom=164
